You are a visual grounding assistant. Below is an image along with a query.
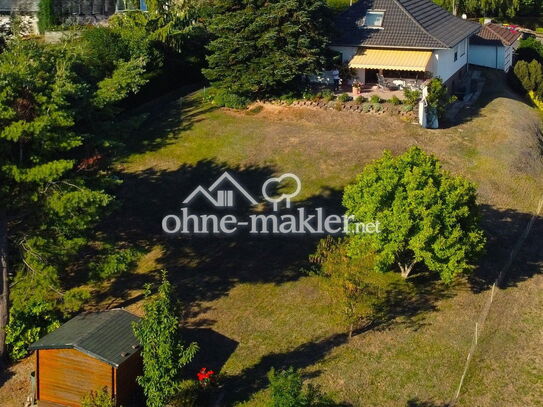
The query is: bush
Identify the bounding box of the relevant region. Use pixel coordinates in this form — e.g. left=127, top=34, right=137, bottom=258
left=403, top=88, right=422, bottom=107
left=425, top=78, right=456, bottom=119
left=403, top=104, right=414, bottom=112
left=354, top=95, right=366, bottom=104
left=212, top=89, right=250, bottom=109
left=362, top=103, right=372, bottom=113
left=267, top=367, right=335, bottom=407
left=302, top=91, right=314, bottom=100
left=81, top=388, right=115, bottom=407
left=389, top=95, right=402, bottom=105
left=369, top=95, right=381, bottom=104
left=517, top=37, right=543, bottom=63
left=89, top=248, right=141, bottom=281
left=320, top=89, right=335, bottom=102
left=6, top=300, right=61, bottom=360
left=513, top=59, right=543, bottom=99
left=37, top=0, right=56, bottom=34
left=169, top=380, right=202, bottom=407
left=372, top=103, right=382, bottom=112
left=337, top=93, right=352, bottom=103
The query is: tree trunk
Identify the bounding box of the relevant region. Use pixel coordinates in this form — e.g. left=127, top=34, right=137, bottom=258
left=348, top=323, right=353, bottom=340
left=398, top=261, right=416, bottom=279
left=0, top=210, right=9, bottom=359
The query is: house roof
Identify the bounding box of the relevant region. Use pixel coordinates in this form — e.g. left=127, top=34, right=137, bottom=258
left=0, top=0, right=39, bottom=13
left=333, top=0, right=480, bottom=49
left=470, top=23, right=521, bottom=47
left=29, top=309, right=141, bottom=368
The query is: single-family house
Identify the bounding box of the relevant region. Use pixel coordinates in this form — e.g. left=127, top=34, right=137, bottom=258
left=330, top=0, right=480, bottom=91
left=29, top=309, right=142, bottom=407
left=469, top=23, right=521, bottom=72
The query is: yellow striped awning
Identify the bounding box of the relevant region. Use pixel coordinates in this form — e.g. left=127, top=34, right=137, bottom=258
left=349, top=49, right=433, bottom=71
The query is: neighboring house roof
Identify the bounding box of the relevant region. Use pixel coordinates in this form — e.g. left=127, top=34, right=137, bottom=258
left=0, top=0, right=39, bottom=13
left=470, top=23, right=521, bottom=47
left=333, top=0, right=480, bottom=49
left=29, top=309, right=141, bottom=367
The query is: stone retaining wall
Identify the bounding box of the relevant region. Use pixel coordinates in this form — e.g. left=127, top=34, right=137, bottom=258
left=270, top=99, right=418, bottom=120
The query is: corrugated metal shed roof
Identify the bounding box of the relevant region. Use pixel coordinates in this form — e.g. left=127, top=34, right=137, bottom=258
left=471, top=23, right=521, bottom=47
left=29, top=309, right=141, bottom=368
left=333, top=0, right=480, bottom=49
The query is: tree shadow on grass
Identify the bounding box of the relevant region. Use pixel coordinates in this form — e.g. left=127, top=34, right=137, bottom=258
left=219, top=278, right=454, bottom=405
left=115, top=85, right=216, bottom=160
left=96, top=159, right=345, bottom=310
left=469, top=204, right=543, bottom=293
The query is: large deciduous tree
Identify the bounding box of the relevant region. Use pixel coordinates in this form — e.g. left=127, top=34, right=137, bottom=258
left=343, top=147, right=486, bottom=282
left=203, top=0, right=332, bottom=98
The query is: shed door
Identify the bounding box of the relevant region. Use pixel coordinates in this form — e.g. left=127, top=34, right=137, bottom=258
left=39, top=349, right=114, bottom=407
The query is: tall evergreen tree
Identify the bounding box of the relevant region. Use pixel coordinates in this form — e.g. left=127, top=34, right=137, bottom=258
left=204, top=0, right=332, bottom=98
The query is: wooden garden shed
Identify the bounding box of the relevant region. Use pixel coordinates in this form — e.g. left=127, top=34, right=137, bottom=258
left=29, top=309, right=142, bottom=407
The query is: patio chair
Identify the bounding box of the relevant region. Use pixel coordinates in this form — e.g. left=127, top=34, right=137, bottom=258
left=377, top=74, right=400, bottom=91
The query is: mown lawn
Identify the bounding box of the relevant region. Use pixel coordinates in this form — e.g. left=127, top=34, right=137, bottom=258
left=104, top=71, right=543, bottom=406
left=2, top=73, right=541, bottom=407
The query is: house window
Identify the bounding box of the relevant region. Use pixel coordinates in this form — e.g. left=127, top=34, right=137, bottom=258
left=454, top=45, right=459, bottom=62
left=460, top=40, right=466, bottom=57
left=364, top=11, right=385, bottom=28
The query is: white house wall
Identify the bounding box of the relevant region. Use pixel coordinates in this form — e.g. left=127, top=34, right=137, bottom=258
left=329, top=46, right=359, bottom=64
left=431, top=39, right=468, bottom=83
left=469, top=44, right=514, bottom=71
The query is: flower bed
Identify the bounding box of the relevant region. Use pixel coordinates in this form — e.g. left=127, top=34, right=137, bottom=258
left=271, top=98, right=418, bottom=120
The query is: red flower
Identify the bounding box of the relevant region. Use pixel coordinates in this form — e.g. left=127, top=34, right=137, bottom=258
left=197, top=367, right=215, bottom=382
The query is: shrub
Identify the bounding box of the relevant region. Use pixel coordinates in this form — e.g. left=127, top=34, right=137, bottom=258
left=247, top=105, right=264, bottom=115
left=213, top=89, right=250, bottom=109
left=267, top=367, right=335, bottom=407
left=88, top=248, right=141, bottom=281
left=372, top=103, right=382, bottom=112
left=389, top=95, right=402, bottom=105
left=6, top=300, right=61, bottom=360
left=81, top=388, right=115, bottom=407
left=370, top=95, right=381, bottom=104
left=517, top=36, right=543, bottom=63
left=334, top=101, right=343, bottom=111
left=425, top=78, right=456, bottom=119
left=170, top=380, right=201, bottom=407
left=403, top=88, right=422, bottom=107
left=513, top=59, right=543, bottom=99
left=354, top=95, right=366, bottom=104
left=302, top=91, right=314, bottom=100
left=403, top=104, right=414, bottom=112
left=320, top=89, right=335, bottom=102
left=337, top=93, right=352, bottom=103
left=362, top=103, right=372, bottom=113
left=37, top=0, right=56, bottom=34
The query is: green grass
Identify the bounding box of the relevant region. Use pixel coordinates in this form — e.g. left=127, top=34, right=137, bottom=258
left=1, top=72, right=537, bottom=407
left=106, top=72, right=543, bottom=406
left=326, top=0, right=353, bottom=12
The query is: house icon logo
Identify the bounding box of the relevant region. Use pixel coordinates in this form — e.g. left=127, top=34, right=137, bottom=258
left=182, top=172, right=258, bottom=208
